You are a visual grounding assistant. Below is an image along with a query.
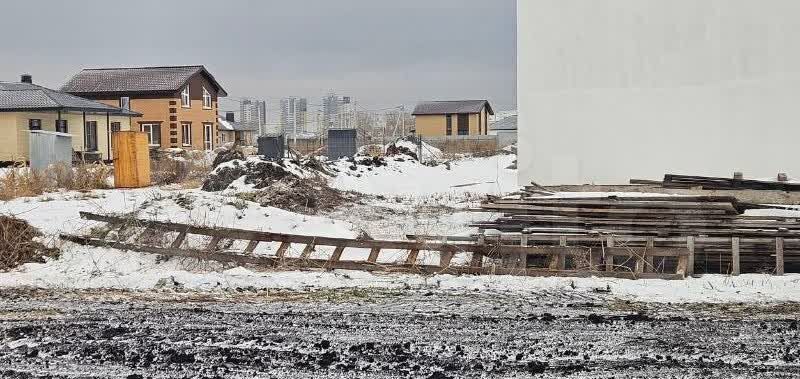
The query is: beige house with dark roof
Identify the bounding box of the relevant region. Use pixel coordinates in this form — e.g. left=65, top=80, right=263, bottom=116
left=61, top=66, right=227, bottom=151
left=0, top=75, right=140, bottom=162
left=412, top=100, right=494, bottom=137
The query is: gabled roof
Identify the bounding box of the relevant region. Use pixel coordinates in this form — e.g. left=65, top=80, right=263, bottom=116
left=490, top=115, right=517, bottom=131
left=412, top=100, right=494, bottom=116
left=0, top=81, right=141, bottom=115
left=61, top=65, right=228, bottom=97
left=217, top=117, right=257, bottom=132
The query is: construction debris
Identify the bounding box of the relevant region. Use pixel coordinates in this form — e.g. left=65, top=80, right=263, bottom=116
left=473, top=192, right=800, bottom=275
left=630, top=173, right=800, bottom=191
left=61, top=212, right=688, bottom=280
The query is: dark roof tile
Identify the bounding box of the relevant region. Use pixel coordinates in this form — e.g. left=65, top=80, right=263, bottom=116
left=412, top=100, right=494, bottom=116
left=61, top=65, right=227, bottom=96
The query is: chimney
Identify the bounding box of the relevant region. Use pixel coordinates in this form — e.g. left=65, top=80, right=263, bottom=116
left=20, top=74, right=32, bottom=84
left=225, top=112, right=235, bottom=122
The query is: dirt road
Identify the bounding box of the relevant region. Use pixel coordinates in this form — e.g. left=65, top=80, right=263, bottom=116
left=1, top=288, right=799, bottom=378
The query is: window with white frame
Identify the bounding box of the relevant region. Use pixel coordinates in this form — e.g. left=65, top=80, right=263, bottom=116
left=181, top=85, right=190, bottom=107
left=202, top=87, right=212, bottom=109
left=141, top=123, right=161, bottom=146
left=181, top=123, right=192, bottom=146
left=119, top=96, right=130, bottom=110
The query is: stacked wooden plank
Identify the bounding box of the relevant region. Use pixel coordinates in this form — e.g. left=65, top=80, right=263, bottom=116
left=473, top=195, right=800, bottom=275
left=630, top=174, right=800, bottom=191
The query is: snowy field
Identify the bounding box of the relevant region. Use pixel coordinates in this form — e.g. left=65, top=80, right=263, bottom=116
left=0, top=152, right=799, bottom=306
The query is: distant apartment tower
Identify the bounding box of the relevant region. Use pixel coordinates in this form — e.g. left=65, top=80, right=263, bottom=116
left=280, top=97, right=308, bottom=137
left=240, top=98, right=267, bottom=135
left=322, top=93, right=355, bottom=130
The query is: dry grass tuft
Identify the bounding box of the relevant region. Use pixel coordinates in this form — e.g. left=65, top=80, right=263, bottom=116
left=0, top=215, right=59, bottom=271
left=150, top=150, right=212, bottom=187
left=0, top=163, right=112, bottom=201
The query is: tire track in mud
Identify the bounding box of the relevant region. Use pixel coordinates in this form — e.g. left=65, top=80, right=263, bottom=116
left=1, top=290, right=799, bottom=378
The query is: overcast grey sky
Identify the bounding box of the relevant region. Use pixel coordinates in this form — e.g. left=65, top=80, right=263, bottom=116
left=0, top=0, right=516, bottom=113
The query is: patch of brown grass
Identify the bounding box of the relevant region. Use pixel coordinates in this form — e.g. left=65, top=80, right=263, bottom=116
left=150, top=150, right=212, bottom=187
left=0, top=215, right=59, bottom=272
left=0, top=163, right=112, bottom=201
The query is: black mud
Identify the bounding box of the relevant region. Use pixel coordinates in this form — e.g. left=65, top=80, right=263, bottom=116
left=0, top=289, right=799, bottom=378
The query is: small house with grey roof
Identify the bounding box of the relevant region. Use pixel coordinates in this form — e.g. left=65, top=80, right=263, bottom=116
left=0, top=75, right=140, bottom=162
left=61, top=65, right=227, bottom=151
left=412, top=100, right=494, bottom=137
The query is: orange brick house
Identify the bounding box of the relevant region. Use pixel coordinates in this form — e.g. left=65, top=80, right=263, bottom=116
left=61, top=66, right=227, bottom=150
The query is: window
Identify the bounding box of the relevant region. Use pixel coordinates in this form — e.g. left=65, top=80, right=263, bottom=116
left=141, top=123, right=161, bottom=146
left=457, top=114, right=469, bottom=136
left=220, top=132, right=226, bottom=143
left=181, top=85, right=190, bottom=107
left=28, top=119, right=41, bottom=131
left=84, top=121, right=98, bottom=152
left=55, top=119, right=68, bottom=133
left=445, top=114, right=452, bottom=136
left=478, top=112, right=482, bottom=135
left=119, top=97, right=130, bottom=110
left=203, top=123, right=213, bottom=150
left=202, top=87, right=212, bottom=109
left=109, top=122, right=121, bottom=148
left=181, top=123, right=192, bottom=146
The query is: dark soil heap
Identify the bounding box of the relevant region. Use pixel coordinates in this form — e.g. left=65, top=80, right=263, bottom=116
left=237, top=177, right=360, bottom=214
left=202, top=159, right=294, bottom=192
left=0, top=216, right=59, bottom=271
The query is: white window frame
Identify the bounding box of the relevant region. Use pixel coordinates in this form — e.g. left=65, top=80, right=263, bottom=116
left=181, top=122, right=192, bottom=146
left=181, top=85, right=191, bottom=108
left=141, top=123, right=160, bottom=146
left=202, top=87, right=212, bottom=109
left=203, top=123, right=213, bottom=151
left=119, top=96, right=130, bottom=110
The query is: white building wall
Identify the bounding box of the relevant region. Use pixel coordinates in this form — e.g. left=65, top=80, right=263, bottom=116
left=518, top=0, right=800, bottom=185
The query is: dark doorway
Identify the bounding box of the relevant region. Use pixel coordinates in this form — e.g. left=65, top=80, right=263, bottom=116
left=84, top=121, right=98, bottom=152
left=457, top=114, right=469, bottom=135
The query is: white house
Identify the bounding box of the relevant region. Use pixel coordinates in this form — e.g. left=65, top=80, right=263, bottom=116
left=518, top=0, right=800, bottom=185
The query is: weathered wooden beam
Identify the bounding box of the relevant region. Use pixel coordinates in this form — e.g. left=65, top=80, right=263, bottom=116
left=275, top=242, right=291, bottom=258
left=776, top=237, right=785, bottom=276
left=59, top=234, right=687, bottom=280
left=329, top=246, right=345, bottom=263
left=206, top=235, right=223, bottom=251
left=170, top=231, right=187, bottom=249
left=731, top=237, right=741, bottom=276
left=244, top=240, right=259, bottom=254
left=367, top=247, right=381, bottom=263
left=686, top=236, right=695, bottom=276
left=406, top=249, right=419, bottom=265
left=300, top=243, right=315, bottom=259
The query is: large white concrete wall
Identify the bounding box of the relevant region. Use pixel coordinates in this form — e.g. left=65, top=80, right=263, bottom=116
left=518, top=0, right=800, bottom=185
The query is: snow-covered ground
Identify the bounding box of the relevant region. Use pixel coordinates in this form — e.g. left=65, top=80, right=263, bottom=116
left=2, top=152, right=800, bottom=305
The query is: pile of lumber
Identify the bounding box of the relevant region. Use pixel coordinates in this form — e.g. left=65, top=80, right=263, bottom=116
left=473, top=195, right=800, bottom=274
left=630, top=174, right=800, bottom=191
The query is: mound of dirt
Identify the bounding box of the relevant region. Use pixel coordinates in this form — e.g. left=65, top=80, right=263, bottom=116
left=202, top=158, right=298, bottom=192
left=237, top=177, right=360, bottom=214
left=211, top=146, right=246, bottom=168
left=0, top=216, right=59, bottom=271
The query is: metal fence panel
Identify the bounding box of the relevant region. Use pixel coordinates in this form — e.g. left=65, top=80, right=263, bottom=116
left=257, top=134, right=285, bottom=160
left=327, top=129, right=357, bottom=158
left=29, top=130, right=72, bottom=169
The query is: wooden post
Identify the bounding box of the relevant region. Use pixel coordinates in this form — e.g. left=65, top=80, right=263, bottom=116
left=549, top=235, right=565, bottom=270
left=406, top=249, right=419, bottom=265
left=644, top=237, right=655, bottom=273
left=367, top=247, right=381, bottom=263
left=439, top=251, right=454, bottom=269
left=170, top=231, right=187, bottom=249
left=329, top=246, right=345, bottom=263
left=605, top=236, right=614, bottom=272
left=686, top=236, right=695, bottom=276
left=206, top=235, right=223, bottom=252
left=731, top=237, right=740, bottom=276
left=244, top=240, right=259, bottom=254
left=470, top=252, right=483, bottom=268
left=275, top=242, right=291, bottom=258
left=776, top=237, right=785, bottom=276
left=300, top=243, right=315, bottom=259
